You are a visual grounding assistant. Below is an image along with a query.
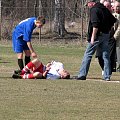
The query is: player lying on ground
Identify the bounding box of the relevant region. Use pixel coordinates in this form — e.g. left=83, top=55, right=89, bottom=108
left=12, top=58, right=70, bottom=79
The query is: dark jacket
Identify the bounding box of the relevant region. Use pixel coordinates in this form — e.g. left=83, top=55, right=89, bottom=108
left=87, top=2, right=116, bottom=42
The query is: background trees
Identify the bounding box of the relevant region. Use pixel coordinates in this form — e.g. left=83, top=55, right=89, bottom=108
left=1, top=0, right=88, bottom=40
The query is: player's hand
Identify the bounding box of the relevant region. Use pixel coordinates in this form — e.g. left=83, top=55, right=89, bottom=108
left=90, top=39, right=94, bottom=45
left=46, top=66, right=51, bottom=71
left=31, top=52, right=37, bottom=58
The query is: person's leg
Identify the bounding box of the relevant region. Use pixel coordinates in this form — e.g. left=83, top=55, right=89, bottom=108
left=17, top=53, right=24, bottom=70
left=101, top=34, right=111, bottom=80
left=77, top=41, right=99, bottom=79
left=116, top=47, right=120, bottom=71
left=21, top=58, right=42, bottom=75
left=110, top=44, right=116, bottom=72
left=24, top=50, right=31, bottom=65
left=98, top=56, right=104, bottom=70
left=22, top=72, right=42, bottom=79
left=116, top=40, right=120, bottom=72
left=13, top=36, right=29, bottom=70
left=32, top=58, right=42, bottom=68
left=17, top=39, right=30, bottom=69
left=12, top=32, right=24, bottom=70
left=109, top=38, right=116, bottom=72
left=96, top=45, right=104, bottom=75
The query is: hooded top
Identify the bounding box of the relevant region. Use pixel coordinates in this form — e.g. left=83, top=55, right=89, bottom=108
left=87, top=2, right=116, bottom=42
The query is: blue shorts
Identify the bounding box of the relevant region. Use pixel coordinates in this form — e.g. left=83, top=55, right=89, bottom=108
left=12, top=31, right=29, bottom=53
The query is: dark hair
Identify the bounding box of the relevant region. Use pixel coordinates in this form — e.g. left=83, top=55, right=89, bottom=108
left=65, top=74, right=70, bottom=79
left=63, top=71, right=70, bottom=79
left=37, top=16, right=46, bottom=24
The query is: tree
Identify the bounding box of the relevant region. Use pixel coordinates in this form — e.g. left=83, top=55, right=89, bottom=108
left=53, top=0, right=67, bottom=37
left=0, top=0, right=1, bottom=40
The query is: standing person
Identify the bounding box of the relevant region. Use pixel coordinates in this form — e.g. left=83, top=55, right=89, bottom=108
left=95, top=0, right=117, bottom=75
left=76, top=0, right=116, bottom=81
left=12, top=16, right=45, bottom=70
left=113, top=1, right=120, bottom=72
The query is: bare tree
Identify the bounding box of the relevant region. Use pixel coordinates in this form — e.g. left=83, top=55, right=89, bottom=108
left=53, top=0, right=67, bottom=37
left=0, top=0, right=1, bottom=40
left=1, top=0, right=88, bottom=40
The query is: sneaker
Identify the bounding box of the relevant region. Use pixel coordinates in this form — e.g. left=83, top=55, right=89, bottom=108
left=14, top=70, right=22, bottom=75
left=12, top=74, right=22, bottom=79
left=103, top=78, right=110, bottom=81
left=116, top=65, right=120, bottom=72
left=77, top=76, right=86, bottom=80
left=117, top=68, right=120, bottom=72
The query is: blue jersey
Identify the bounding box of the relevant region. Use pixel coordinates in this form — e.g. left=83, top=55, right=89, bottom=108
left=13, top=17, right=36, bottom=42
left=12, top=17, right=37, bottom=53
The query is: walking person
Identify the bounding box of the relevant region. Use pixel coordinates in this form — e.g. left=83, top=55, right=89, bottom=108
left=12, top=16, right=45, bottom=70
left=113, top=1, right=120, bottom=72
left=77, top=0, right=116, bottom=81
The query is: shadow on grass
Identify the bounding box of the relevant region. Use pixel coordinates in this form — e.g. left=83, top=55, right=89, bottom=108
left=70, top=75, right=102, bottom=80
left=0, top=76, right=12, bottom=79
left=0, top=62, right=11, bottom=63
left=88, top=77, right=102, bottom=80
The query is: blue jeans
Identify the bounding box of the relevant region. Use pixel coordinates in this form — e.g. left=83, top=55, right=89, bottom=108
left=78, top=33, right=111, bottom=80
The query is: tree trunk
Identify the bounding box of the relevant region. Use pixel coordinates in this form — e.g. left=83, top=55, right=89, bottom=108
left=0, top=0, right=1, bottom=40
left=41, top=0, right=47, bottom=16
left=53, top=0, right=67, bottom=37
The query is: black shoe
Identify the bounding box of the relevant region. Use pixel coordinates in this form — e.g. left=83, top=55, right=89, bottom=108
left=77, top=76, right=86, bottom=80
left=12, top=74, right=22, bottom=79
left=112, top=69, right=116, bottom=72
left=14, top=70, right=22, bottom=75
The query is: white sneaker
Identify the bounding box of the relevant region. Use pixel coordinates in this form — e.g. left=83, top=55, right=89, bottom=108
left=102, top=71, right=104, bottom=76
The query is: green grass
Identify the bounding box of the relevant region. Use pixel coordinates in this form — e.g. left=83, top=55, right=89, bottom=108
left=0, top=41, right=120, bottom=120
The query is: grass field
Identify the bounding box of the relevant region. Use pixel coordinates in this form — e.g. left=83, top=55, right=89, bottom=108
left=0, top=41, right=120, bottom=120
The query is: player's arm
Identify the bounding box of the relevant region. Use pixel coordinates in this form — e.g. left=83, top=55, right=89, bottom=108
left=27, top=42, right=37, bottom=58
left=42, top=70, right=48, bottom=78
left=90, top=8, right=99, bottom=45
left=42, top=66, right=51, bottom=78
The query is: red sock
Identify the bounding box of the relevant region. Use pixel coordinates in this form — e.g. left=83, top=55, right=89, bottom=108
left=22, top=74, right=35, bottom=79
left=21, top=62, right=35, bottom=75
left=28, top=74, right=35, bottom=79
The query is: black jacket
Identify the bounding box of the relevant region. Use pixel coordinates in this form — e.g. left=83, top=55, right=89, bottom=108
left=87, top=2, right=116, bottom=42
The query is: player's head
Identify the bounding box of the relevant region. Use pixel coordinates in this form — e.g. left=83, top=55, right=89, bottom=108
left=35, top=16, right=45, bottom=28
left=60, top=69, right=70, bottom=79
